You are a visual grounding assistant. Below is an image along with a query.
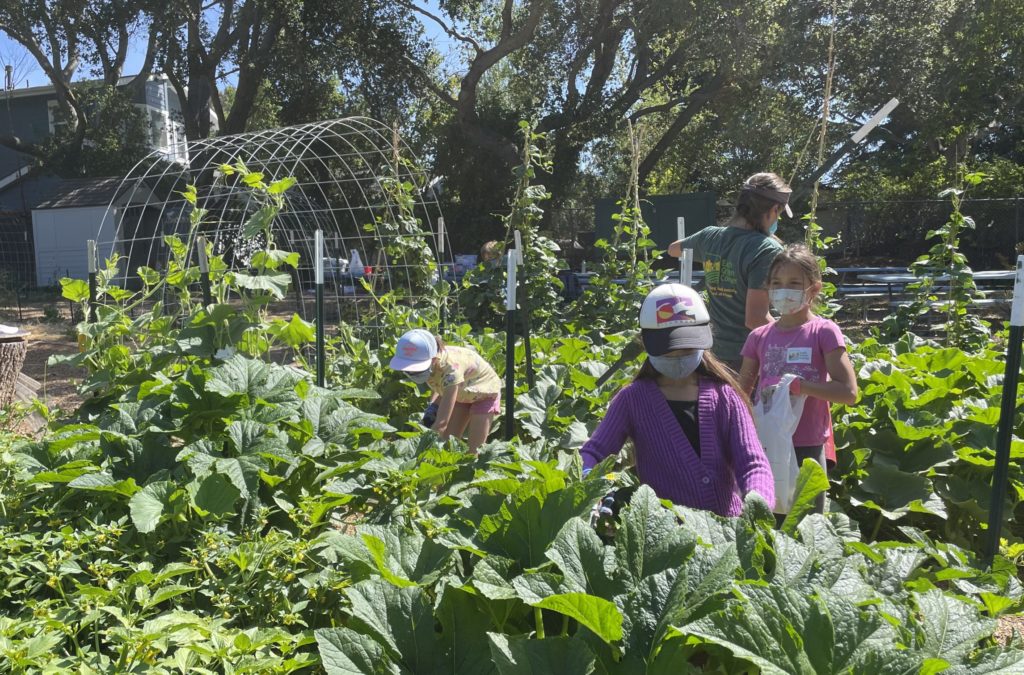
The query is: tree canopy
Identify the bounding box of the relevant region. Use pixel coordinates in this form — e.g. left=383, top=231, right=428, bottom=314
left=1, top=0, right=1019, bottom=243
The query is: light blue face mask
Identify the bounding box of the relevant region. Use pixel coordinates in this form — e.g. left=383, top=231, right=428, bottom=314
left=648, top=350, right=704, bottom=380
left=768, top=219, right=779, bottom=235
left=406, top=368, right=432, bottom=384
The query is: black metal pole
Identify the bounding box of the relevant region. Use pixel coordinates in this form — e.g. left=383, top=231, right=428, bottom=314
left=437, top=217, right=447, bottom=333
left=315, top=230, right=326, bottom=388
left=984, top=256, right=1024, bottom=566
left=196, top=236, right=213, bottom=306
left=513, top=230, right=535, bottom=388
left=505, top=308, right=516, bottom=441
left=86, top=240, right=97, bottom=323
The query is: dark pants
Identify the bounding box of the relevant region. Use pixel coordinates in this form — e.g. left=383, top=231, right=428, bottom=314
left=775, top=444, right=826, bottom=527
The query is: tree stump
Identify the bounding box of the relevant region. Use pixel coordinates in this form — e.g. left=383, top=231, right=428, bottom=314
left=0, top=336, right=28, bottom=409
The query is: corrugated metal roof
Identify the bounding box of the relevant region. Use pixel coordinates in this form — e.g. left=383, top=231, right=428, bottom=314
left=34, top=177, right=124, bottom=209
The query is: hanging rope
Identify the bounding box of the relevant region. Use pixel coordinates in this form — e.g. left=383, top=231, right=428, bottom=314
left=809, top=3, right=838, bottom=230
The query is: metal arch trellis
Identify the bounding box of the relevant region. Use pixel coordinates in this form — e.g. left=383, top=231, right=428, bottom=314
left=97, top=117, right=456, bottom=338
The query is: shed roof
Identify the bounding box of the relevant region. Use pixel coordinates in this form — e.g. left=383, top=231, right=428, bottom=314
left=34, top=177, right=124, bottom=210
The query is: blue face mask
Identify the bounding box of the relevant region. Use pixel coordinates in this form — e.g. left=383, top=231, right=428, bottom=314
left=768, top=219, right=779, bottom=235
left=406, top=368, right=432, bottom=384
left=648, top=350, right=704, bottom=380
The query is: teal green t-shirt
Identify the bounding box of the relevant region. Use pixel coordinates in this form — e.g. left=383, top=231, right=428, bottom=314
left=680, top=226, right=782, bottom=363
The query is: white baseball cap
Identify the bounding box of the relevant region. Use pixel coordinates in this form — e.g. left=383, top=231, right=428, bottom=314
left=389, top=329, right=438, bottom=371
left=638, top=284, right=713, bottom=355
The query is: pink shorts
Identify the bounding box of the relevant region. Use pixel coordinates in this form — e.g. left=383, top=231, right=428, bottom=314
left=455, top=394, right=501, bottom=416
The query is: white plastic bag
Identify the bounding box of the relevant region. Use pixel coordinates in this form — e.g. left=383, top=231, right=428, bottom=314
left=752, top=374, right=806, bottom=514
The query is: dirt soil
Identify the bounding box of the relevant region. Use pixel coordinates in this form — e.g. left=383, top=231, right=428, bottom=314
left=996, top=614, right=1024, bottom=647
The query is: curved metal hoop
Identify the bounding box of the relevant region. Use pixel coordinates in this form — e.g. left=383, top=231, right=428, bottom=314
left=99, top=117, right=454, bottom=334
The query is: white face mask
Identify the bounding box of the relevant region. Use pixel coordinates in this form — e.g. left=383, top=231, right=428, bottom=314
left=769, top=288, right=809, bottom=315
left=406, top=368, right=432, bottom=384
left=648, top=350, right=703, bottom=380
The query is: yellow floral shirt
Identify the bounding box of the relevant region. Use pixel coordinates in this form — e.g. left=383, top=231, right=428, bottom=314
left=426, top=346, right=502, bottom=403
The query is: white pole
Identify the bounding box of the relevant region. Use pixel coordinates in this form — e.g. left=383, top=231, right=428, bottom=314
left=851, top=98, right=900, bottom=144
left=438, top=217, right=445, bottom=255
left=1012, top=255, right=1024, bottom=328
left=196, top=236, right=209, bottom=273
left=513, top=229, right=524, bottom=266
left=505, top=252, right=517, bottom=311
left=681, top=249, right=693, bottom=287
left=315, top=229, right=324, bottom=285
left=676, top=217, right=685, bottom=282
left=87, top=240, right=97, bottom=273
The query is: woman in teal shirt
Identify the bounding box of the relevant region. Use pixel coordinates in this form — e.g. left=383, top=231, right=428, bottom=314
left=668, top=172, right=791, bottom=372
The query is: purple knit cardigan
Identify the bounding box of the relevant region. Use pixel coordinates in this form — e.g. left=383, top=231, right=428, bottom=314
left=581, top=377, right=775, bottom=516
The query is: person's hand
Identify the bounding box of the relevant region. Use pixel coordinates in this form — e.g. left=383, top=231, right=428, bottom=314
left=422, top=401, right=439, bottom=427
left=667, top=240, right=682, bottom=258
left=590, top=491, right=618, bottom=540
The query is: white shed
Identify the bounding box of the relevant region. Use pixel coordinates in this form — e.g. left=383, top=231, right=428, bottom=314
left=31, top=178, right=125, bottom=287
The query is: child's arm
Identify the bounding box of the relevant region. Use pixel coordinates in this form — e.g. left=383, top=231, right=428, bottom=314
left=795, top=347, right=857, bottom=404
left=738, top=357, right=759, bottom=395
left=580, top=389, right=632, bottom=472
left=431, top=384, right=462, bottom=437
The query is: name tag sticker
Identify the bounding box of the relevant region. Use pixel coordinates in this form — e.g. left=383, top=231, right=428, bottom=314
left=786, top=347, right=812, bottom=364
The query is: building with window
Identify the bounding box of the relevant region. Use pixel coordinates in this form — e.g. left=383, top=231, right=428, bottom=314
left=0, top=74, right=192, bottom=288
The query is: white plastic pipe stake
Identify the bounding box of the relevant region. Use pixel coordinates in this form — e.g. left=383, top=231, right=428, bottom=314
left=681, top=249, right=693, bottom=287
left=513, top=229, right=524, bottom=265
left=676, top=216, right=685, bottom=242
left=1011, top=255, right=1024, bottom=327
left=505, top=252, right=517, bottom=311
left=851, top=98, right=900, bottom=144
left=196, top=236, right=209, bottom=273
left=438, top=217, right=445, bottom=254
left=87, top=240, right=97, bottom=273
left=315, top=229, right=324, bottom=285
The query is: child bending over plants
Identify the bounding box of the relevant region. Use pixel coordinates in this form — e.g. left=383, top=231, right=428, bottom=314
left=580, top=284, right=775, bottom=517
left=390, top=329, right=502, bottom=453
left=739, top=244, right=858, bottom=522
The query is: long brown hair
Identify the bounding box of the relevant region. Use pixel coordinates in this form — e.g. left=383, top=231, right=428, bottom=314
left=633, top=350, right=753, bottom=412
left=728, top=172, right=791, bottom=235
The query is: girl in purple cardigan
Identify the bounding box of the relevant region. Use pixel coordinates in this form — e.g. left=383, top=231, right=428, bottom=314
left=581, top=284, right=775, bottom=517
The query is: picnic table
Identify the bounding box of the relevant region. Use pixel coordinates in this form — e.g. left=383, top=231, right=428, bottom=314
left=858, top=270, right=1015, bottom=303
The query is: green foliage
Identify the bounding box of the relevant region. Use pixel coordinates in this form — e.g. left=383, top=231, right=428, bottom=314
left=877, top=169, right=991, bottom=348
left=832, top=333, right=1024, bottom=551
left=41, top=84, right=152, bottom=178
left=460, top=121, right=564, bottom=331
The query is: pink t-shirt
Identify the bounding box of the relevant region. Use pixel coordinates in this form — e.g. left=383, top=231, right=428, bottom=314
left=740, top=316, right=846, bottom=446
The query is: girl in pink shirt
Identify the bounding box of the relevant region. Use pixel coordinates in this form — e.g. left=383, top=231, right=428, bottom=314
left=739, top=244, right=858, bottom=518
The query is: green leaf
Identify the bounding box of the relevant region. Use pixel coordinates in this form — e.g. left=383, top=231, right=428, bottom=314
left=316, top=627, right=398, bottom=675
left=61, top=277, right=89, bottom=302
left=615, top=485, right=696, bottom=583
left=269, top=313, right=315, bottom=348
left=545, top=518, right=619, bottom=598
left=914, top=589, right=995, bottom=661
left=488, top=634, right=596, bottom=675
left=437, top=585, right=499, bottom=675
left=233, top=271, right=291, bottom=299
left=532, top=593, right=623, bottom=645
left=242, top=205, right=277, bottom=239
left=344, top=579, right=445, bottom=671
left=267, top=176, right=298, bottom=194
left=780, top=459, right=831, bottom=534
left=129, top=481, right=177, bottom=533
left=191, top=472, right=240, bottom=515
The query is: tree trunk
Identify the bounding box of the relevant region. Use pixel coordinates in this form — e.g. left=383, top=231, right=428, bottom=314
left=0, top=338, right=28, bottom=409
